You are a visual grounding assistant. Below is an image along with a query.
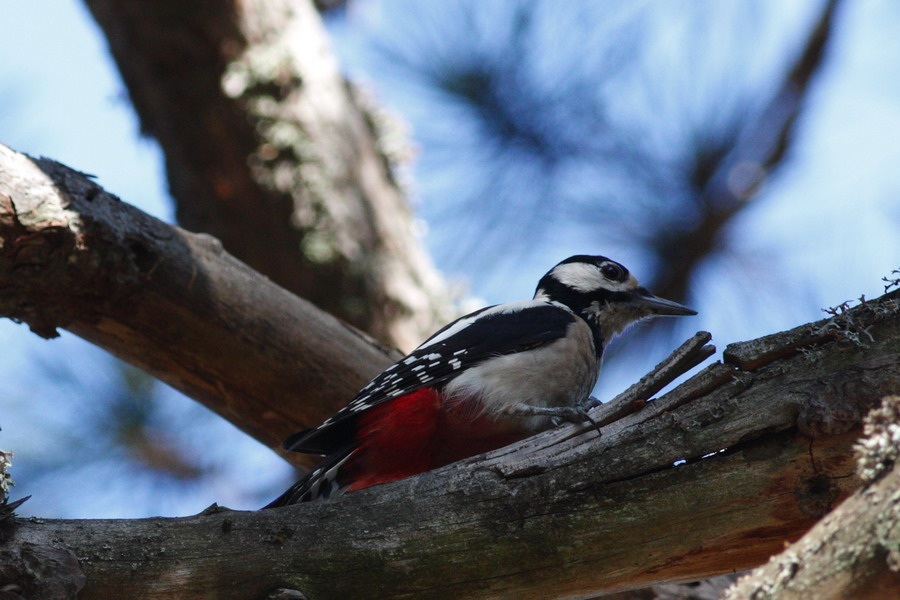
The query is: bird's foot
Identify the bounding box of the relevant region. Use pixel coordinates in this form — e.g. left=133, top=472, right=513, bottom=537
left=510, top=403, right=602, bottom=437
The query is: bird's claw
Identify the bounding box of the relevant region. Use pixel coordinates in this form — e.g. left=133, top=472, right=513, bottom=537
left=547, top=406, right=602, bottom=438
left=546, top=406, right=587, bottom=426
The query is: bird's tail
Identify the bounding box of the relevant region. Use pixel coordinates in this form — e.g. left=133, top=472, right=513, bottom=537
left=263, top=446, right=356, bottom=508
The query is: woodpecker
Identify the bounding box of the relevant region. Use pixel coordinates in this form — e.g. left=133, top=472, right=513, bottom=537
left=265, top=255, right=695, bottom=507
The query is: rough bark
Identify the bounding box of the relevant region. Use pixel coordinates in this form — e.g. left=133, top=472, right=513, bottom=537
left=724, top=395, right=900, bottom=600
left=1, top=272, right=897, bottom=598
left=83, top=0, right=450, bottom=350
left=0, top=143, right=398, bottom=467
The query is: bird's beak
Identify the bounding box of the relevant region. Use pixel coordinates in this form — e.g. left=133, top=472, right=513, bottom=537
left=632, top=288, right=697, bottom=317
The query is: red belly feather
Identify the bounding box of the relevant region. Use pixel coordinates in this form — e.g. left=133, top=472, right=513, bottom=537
left=345, top=388, right=526, bottom=492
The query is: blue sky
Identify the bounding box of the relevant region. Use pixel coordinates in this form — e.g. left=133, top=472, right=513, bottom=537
left=324, top=2, right=899, bottom=314
left=0, top=0, right=898, bottom=517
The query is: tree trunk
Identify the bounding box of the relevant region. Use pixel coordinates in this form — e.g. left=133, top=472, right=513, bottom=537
left=83, top=0, right=450, bottom=350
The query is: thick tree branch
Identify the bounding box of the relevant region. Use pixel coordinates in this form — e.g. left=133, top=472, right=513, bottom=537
left=83, top=0, right=450, bottom=350
left=0, top=143, right=397, bottom=466
left=2, top=284, right=898, bottom=598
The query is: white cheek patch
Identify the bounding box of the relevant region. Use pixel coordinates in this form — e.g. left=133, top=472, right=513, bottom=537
left=550, top=262, right=639, bottom=292
left=550, top=263, right=605, bottom=292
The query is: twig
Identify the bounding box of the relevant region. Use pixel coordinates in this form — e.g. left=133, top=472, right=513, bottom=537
left=0, top=495, right=30, bottom=522
left=589, top=331, right=715, bottom=428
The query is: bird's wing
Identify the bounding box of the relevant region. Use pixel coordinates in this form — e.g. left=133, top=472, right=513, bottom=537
left=284, top=300, right=577, bottom=455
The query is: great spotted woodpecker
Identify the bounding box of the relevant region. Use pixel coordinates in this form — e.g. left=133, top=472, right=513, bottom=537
left=265, top=255, right=695, bottom=507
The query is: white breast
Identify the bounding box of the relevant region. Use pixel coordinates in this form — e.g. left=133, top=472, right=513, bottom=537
left=441, top=319, right=599, bottom=432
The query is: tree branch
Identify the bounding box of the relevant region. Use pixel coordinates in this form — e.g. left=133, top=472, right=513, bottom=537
left=0, top=142, right=398, bottom=466
left=2, top=283, right=898, bottom=598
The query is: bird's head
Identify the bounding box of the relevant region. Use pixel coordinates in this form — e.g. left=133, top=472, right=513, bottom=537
left=534, top=255, right=696, bottom=338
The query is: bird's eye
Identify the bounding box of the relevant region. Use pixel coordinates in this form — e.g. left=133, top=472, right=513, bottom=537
left=600, top=262, right=626, bottom=281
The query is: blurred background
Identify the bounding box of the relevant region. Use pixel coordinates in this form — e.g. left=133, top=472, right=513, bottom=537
left=0, top=0, right=897, bottom=518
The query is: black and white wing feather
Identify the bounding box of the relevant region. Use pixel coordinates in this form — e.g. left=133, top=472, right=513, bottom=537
left=263, top=445, right=356, bottom=507
left=285, top=300, right=578, bottom=455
